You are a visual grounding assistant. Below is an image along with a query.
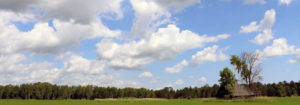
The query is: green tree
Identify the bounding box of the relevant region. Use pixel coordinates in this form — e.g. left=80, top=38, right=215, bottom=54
left=84, top=85, right=93, bottom=99
left=217, top=67, right=236, bottom=98
left=0, top=85, right=4, bottom=99
left=230, top=52, right=262, bottom=87
left=277, top=82, right=287, bottom=97
left=3, top=85, right=13, bottom=99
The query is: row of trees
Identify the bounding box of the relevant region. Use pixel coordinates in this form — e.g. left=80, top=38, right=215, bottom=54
left=0, top=81, right=300, bottom=100
left=252, top=81, right=300, bottom=97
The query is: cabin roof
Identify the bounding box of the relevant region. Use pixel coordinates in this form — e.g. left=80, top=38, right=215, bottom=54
left=233, top=84, right=255, bottom=97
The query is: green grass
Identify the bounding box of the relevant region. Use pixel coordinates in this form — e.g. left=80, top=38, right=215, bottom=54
left=1, top=97, right=300, bottom=105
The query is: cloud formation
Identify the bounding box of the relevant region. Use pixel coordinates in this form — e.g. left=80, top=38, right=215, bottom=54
left=165, top=45, right=228, bottom=73
left=174, top=79, right=185, bottom=85
left=0, top=0, right=208, bottom=87
left=262, top=38, right=295, bottom=58
left=139, top=72, right=153, bottom=78
left=240, top=9, right=276, bottom=45
left=197, top=77, right=207, bottom=84
left=129, top=0, right=201, bottom=38
left=165, top=60, right=189, bottom=73
left=190, top=45, right=228, bottom=66
left=97, top=25, right=229, bottom=70
left=0, top=11, right=120, bottom=55
left=279, top=0, right=292, bottom=5
left=0, top=53, right=142, bottom=87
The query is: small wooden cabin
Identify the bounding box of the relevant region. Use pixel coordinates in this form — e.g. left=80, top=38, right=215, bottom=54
left=233, top=84, right=255, bottom=97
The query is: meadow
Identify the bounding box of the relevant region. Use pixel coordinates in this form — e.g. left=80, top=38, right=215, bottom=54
left=0, top=97, right=300, bottom=105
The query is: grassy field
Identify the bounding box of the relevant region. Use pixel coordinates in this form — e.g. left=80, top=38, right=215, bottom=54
left=1, top=97, right=300, bottom=105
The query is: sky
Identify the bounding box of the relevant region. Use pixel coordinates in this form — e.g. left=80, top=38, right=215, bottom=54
left=0, top=0, right=299, bottom=89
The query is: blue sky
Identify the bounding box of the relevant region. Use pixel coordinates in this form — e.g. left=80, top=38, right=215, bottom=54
left=0, top=0, right=299, bottom=89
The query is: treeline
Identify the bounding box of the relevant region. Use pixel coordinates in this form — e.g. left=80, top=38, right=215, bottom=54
left=0, top=81, right=299, bottom=100
left=252, top=81, right=300, bottom=97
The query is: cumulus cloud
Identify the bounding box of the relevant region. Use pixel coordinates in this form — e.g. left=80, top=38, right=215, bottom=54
left=240, top=9, right=276, bottom=45
left=41, top=0, right=124, bottom=23
left=62, top=55, right=106, bottom=74
left=244, top=0, right=266, bottom=5
left=197, top=77, right=207, bottom=84
left=0, top=53, right=27, bottom=74
left=190, top=45, right=228, bottom=66
left=0, top=0, right=123, bottom=56
left=0, top=53, right=60, bottom=84
left=139, top=72, right=153, bottom=78
left=174, top=79, right=184, bottom=85
left=259, top=38, right=300, bottom=63
left=262, top=38, right=295, bottom=58
left=165, top=45, right=227, bottom=73
left=0, top=0, right=123, bottom=24
left=288, top=49, right=300, bottom=63
left=288, top=59, right=297, bottom=63
left=165, top=60, right=189, bottom=73
left=129, top=0, right=201, bottom=38
left=97, top=25, right=230, bottom=70
left=0, top=53, right=139, bottom=87
left=0, top=0, right=228, bottom=87
left=130, top=0, right=171, bottom=38
left=279, top=0, right=292, bottom=5
left=0, top=11, right=120, bottom=55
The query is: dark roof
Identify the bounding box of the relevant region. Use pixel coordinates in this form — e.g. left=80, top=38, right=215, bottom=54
left=233, top=84, right=255, bottom=97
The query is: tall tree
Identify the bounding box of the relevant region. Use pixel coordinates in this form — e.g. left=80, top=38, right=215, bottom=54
left=217, top=67, right=236, bottom=98
left=230, top=52, right=262, bottom=87
left=0, top=85, right=4, bottom=99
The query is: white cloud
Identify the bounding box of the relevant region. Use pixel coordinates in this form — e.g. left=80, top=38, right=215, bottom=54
left=41, top=0, right=124, bottom=24
left=0, top=11, right=120, bottom=55
left=240, top=9, right=276, bottom=45
left=129, top=0, right=201, bottom=38
left=197, top=77, right=207, bottom=84
left=174, top=79, right=184, bottom=85
left=260, top=38, right=300, bottom=63
left=139, top=72, right=153, bottom=78
left=130, top=0, right=171, bottom=38
left=0, top=53, right=140, bottom=87
left=288, top=59, right=297, bottom=63
left=262, top=38, right=295, bottom=58
left=63, top=55, right=106, bottom=74
left=0, top=53, right=27, bottom=74
left=279, top=0, right=292, bottom=5
left=0, top=0, right=124, bottom=24
left=244, top=0, right=266, bottom=5
left=53, top=53, right=122, bottom=86
left=165, top=60, right=189, bottom=73
left=288, top=49, right=300, bottom=63
left=0, top=0, right=123, bottom=56
left=165, top=45, right=227, bottom=73
left=190, top=45, right=228, bottom=66
left=251, top=29, right=273, bottom=45
left=0, top=53, right=60, bottom=84
left=97, top=24, right=230, bottom=70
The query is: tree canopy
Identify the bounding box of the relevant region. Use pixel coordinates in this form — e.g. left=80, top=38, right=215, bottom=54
left=217, top=67, right=237, bottom=98
left=230, top=52, right=262, bottom=87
